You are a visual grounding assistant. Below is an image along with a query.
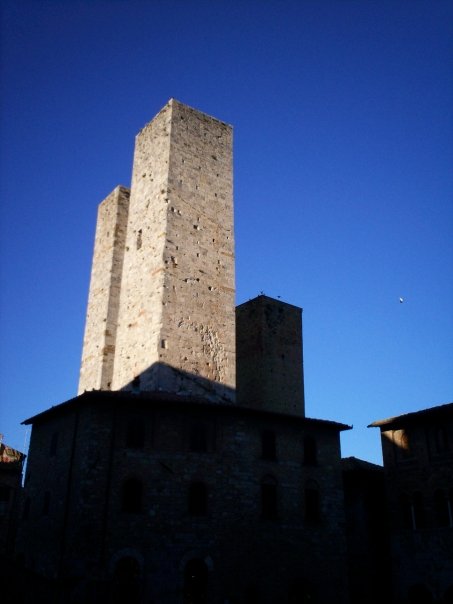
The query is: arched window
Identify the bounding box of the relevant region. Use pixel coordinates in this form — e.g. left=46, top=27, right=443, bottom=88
left=305, top=480, right=320, bottom=523
left=261, top=476, right=278, bottom=520
left=126, top=419, right=145, bottom=449
left=303, top=436, right=317, bottom=465
left=188, top=482, right=208, bottom=516
left=42, top=491, right=50, bottom=516
left=261, top=430, right=276, bottom=460
left=113, top=556, right=141, bottom=604
left=190, top=423, right=208, bottom=452
left=434, top=490, right=450, bottom=527
left=435, top=426, right=449, bottom=453
left=413, top=492, right=426, bottom=529
left=407, top=583, right=434, bottom=604
left=121, top=478, right=143, bottom=513
left=0, top=486, right=10, bottom=516
left=22, top=497, right=30, bottom=520
left=244, top=585, right=260, bottom=604
left=400, top=493, right=413, bottom=529
left=50, top=432, right=58, bottom=457
left=184, top=558, right=208, bottom=604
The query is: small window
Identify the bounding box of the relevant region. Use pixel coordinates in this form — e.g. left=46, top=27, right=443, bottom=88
left=261, top=430, right=276, bottom=461
left=305, top=480, right=320, bottom=523
left=122, top=478, right=143, bottom=513
left=400, top=493, right=413, bottom=529
left=22, top=497, right=31, bottom=520
left=50, top=432, right=58, bottom=457
left=303, top=436, right=317, bottom=465
left=0, top=486, right=10, bottom=516
left=42, top=491, right=50, bottom=516
left=188, top=482, right=208, bottom=516
left=126, top=419, right=145, bottom=449
left=434, top=490, right=450, bottom=527
left=184, top=559, right=208, bottom=604
left=113, top=557, right=141, bottom=604
left=190, top=423, right=208, bottom=453
left=413, top=492, right=426, bottom=529
left=261, top=476, right=278, bottom=520
left=435, top=426, right=449, bottom=453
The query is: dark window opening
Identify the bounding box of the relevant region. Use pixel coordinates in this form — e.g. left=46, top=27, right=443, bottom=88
left=435, top=426, right=449, bottom=453
left=401, top=494, right=413, bottom=529
left=305, top=481, right=320, bottom=523
left=190, top=423, right=208, bottom=452
left=289, top=580, right=318, bottom=604
left=261, top=430, right=276, bottom=461
left=113, top=556, right=141, bottom=604
left=184, top=558, right=208, bottom=604
left=261, top=477, right=278, bottom=520
left=407, top=583, right=434, bottom=604
left=303, top=436, right=317, bottom=465
left=434, top=490, right=450, bottom=527
left=413, top=492, right=426, bottom=529
left=126, top=419, right=145, bottom=449
left=188, top=482, right=208, bottom=516
left=42, top=491, right=50, bottom=516
left=22, top=497, right=30, bottom=520
left=122, top=478, right=143, bottom=513
left=244, top=585, right=260, bottom=604
left=50, top=432, right=58, bottom=457
left=0, top=486, right=10, bottom=515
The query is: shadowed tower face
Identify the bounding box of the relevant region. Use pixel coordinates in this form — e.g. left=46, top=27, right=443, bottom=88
left=79, top=100, right=235, bottom=401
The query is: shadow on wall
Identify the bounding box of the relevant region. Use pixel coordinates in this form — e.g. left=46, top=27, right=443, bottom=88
left=118, top=361, right=236, bottom=405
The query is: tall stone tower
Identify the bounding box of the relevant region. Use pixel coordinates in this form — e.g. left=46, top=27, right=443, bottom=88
left=79, top=100, right=236, bottom=401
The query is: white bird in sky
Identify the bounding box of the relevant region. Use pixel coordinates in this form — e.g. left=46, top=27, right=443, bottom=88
left=399, top=297, right=404, bottom=303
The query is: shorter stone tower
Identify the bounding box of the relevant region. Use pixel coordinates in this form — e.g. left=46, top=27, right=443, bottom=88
left=236, top=295, right=305, bottom=416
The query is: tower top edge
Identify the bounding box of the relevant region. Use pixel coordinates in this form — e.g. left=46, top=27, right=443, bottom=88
left=137, top=99, right=232, bottom=135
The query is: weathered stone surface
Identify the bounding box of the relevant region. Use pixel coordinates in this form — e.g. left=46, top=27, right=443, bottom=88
left=236, top=295, right=305, bottom=416
left=78, top=185, right=130, bottom=393
left=79, top=100, right=235, bottom=401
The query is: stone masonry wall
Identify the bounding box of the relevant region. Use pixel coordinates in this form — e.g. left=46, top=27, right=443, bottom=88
left=236, top=296, right=305, bottom=416
left=111, top=100, right=235, bottom=400
left=78, top=186, right=130, bottom=393
left=16, top=398, right=349, bottom=603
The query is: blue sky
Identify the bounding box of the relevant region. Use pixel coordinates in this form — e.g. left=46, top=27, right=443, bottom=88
left=1, top=0, right=452, bottom=464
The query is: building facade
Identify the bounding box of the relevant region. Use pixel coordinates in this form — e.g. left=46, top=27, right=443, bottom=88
left=370, top=403, right=453, bottom=603
left=16, top=390, right=349, bottom=603
left=13, top=101, right=352, bottom=603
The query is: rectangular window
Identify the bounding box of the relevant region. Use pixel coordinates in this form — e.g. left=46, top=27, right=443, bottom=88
left=261, top=483, right=278, bottom=520
left=261, top=430, right=277, bottom=461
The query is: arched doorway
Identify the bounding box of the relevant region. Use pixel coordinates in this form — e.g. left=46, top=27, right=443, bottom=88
left=112, top=556, right=141, bottom=604
left=184, top=558, right=208, bottom=604
left=407, top=584, right=434, bottom=604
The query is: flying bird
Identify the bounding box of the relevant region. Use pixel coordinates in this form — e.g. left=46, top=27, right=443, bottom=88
left=399, top=297, right=404, bottom=303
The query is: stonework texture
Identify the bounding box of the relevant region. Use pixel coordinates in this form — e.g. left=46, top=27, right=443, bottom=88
left=79, top=100, right=235, bottom=401
left=236, top=295, right=305, bottom=416
left=372, top=404, right=453, bottom=603
left=16, top=392, right=350, bottom=604
left=79, top=185, right=130, bottom=393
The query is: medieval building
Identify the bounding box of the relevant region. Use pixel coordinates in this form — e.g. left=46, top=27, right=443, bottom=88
left=370, top=403, right=453, bottom=603
left=13, top=100, right=351, bottom=603
left=6, top=100, right=452, bottom=603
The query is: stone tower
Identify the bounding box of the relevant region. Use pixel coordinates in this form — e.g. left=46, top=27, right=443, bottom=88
left=236, top=295, right=305, bottom=416
left=79, top=100, right=236, bottom=401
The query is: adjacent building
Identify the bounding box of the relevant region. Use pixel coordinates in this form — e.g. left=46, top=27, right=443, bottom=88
left=370, top=402, right=453, bottom=603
